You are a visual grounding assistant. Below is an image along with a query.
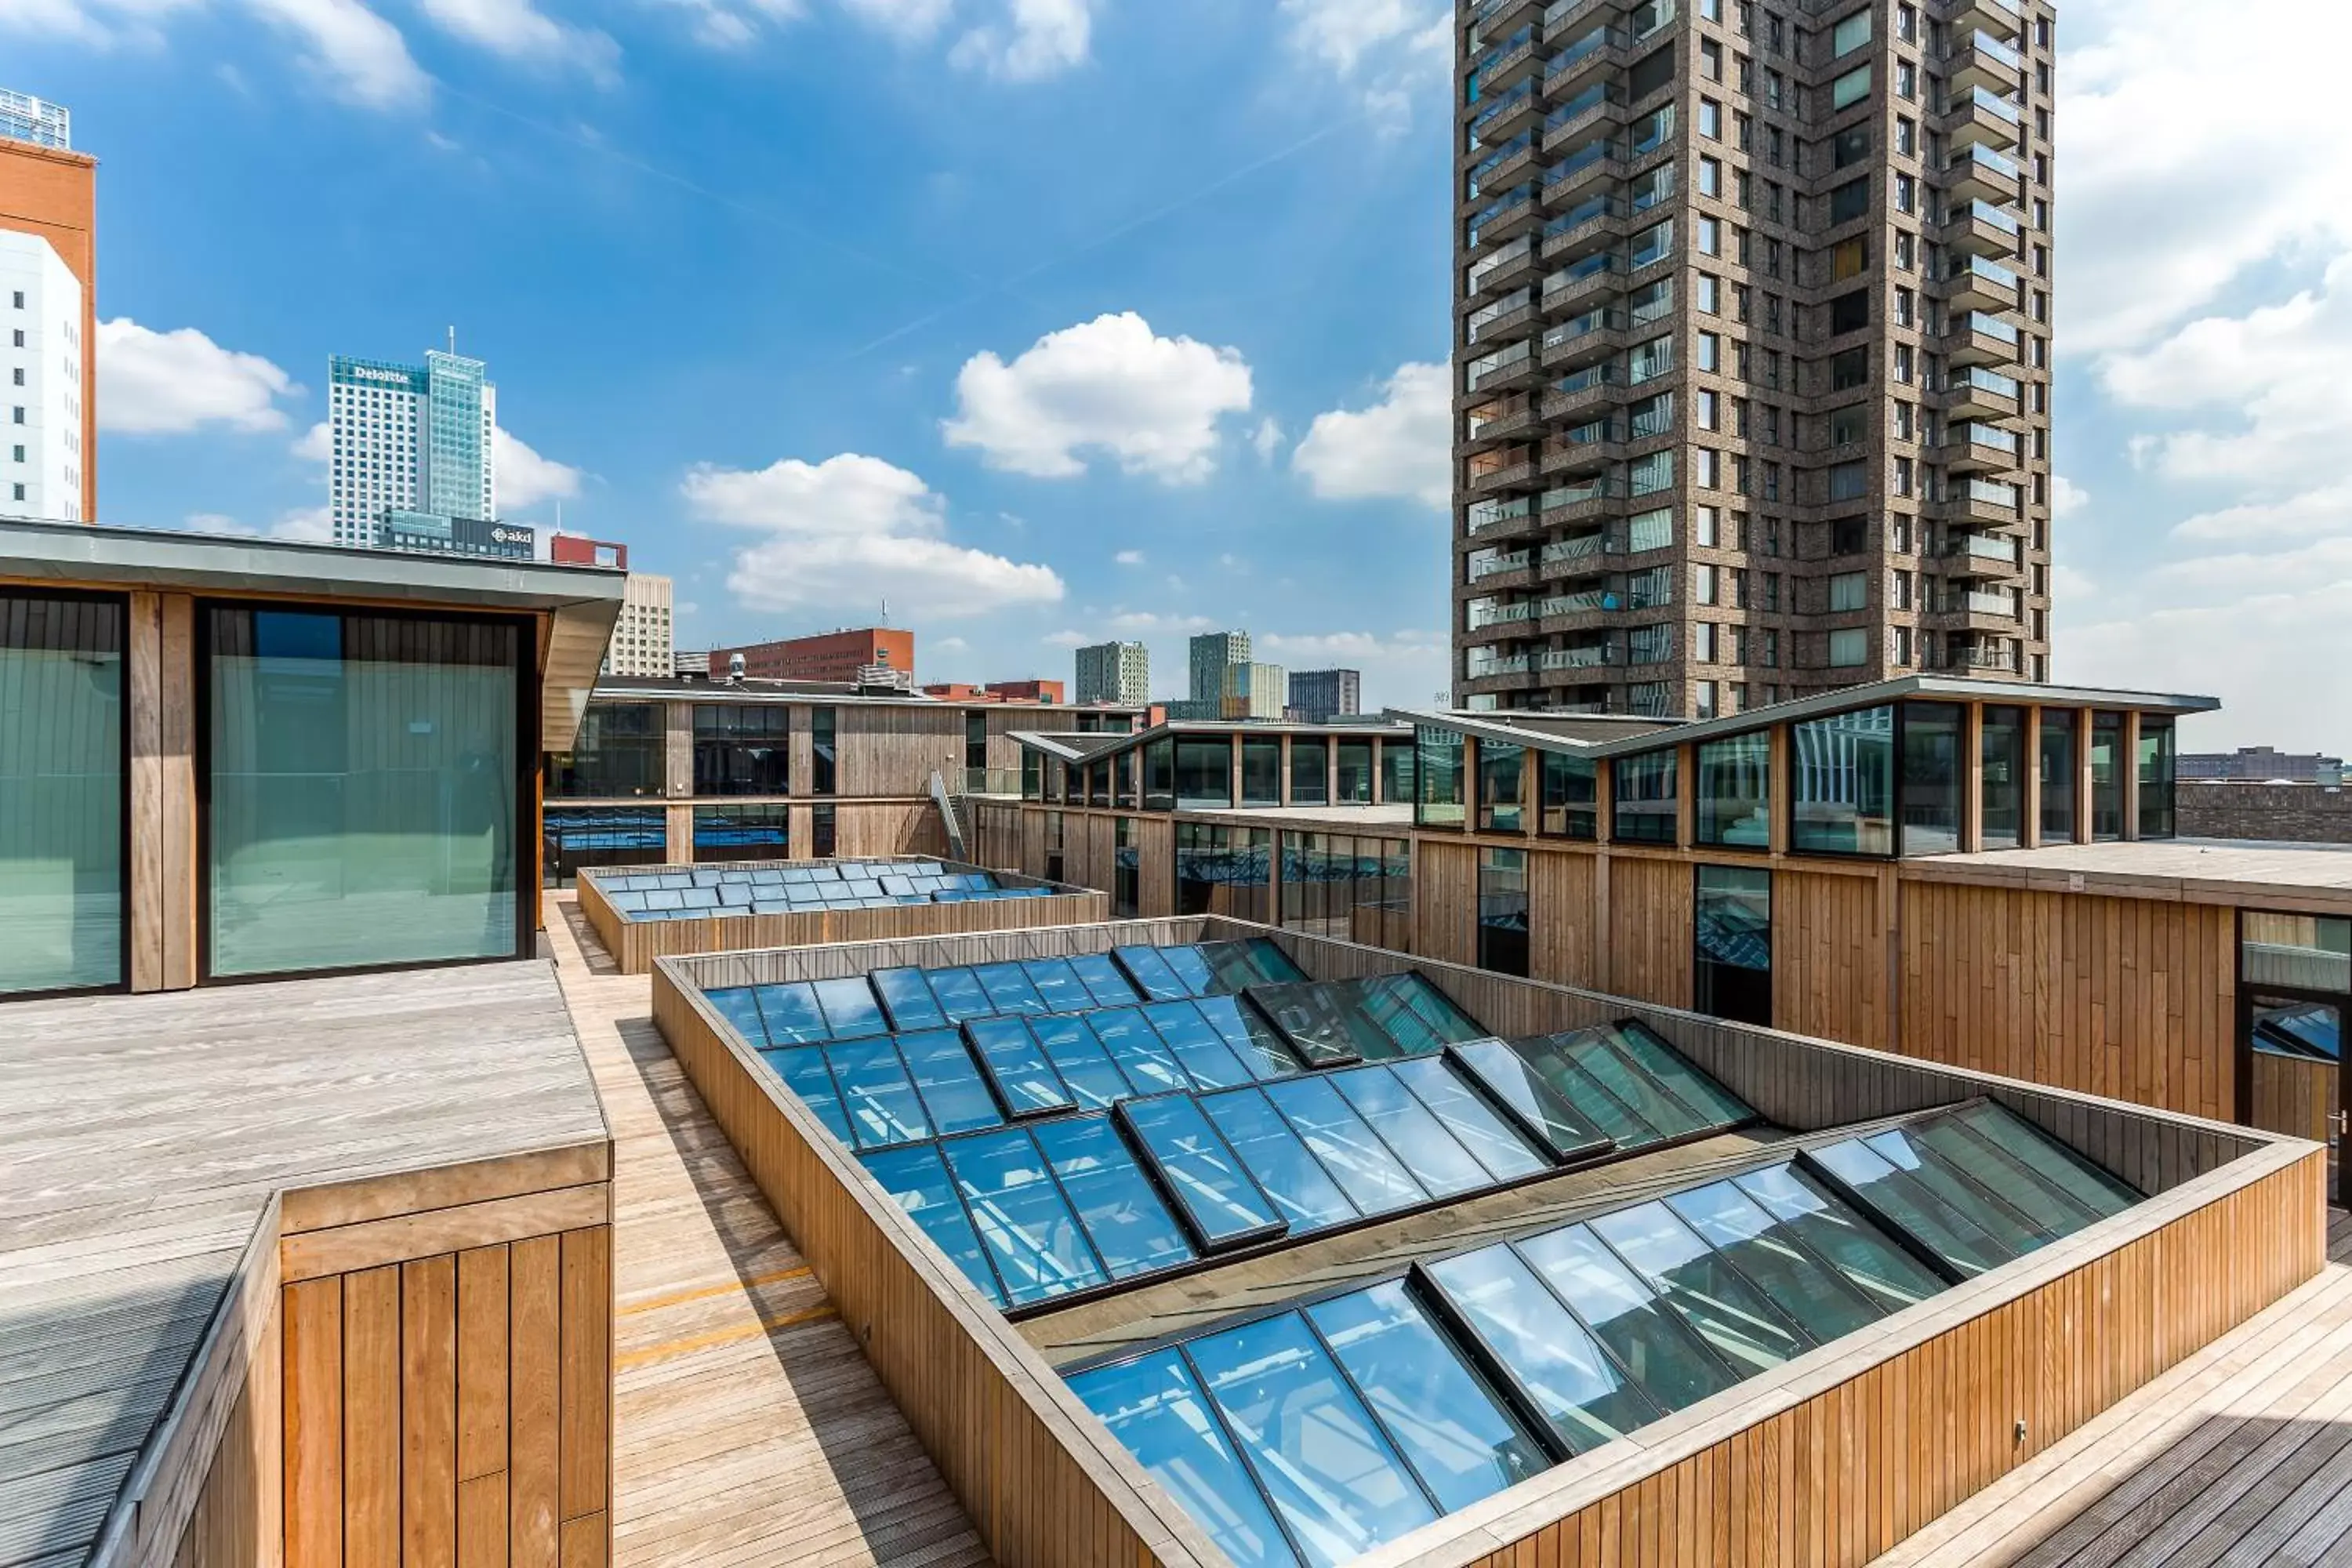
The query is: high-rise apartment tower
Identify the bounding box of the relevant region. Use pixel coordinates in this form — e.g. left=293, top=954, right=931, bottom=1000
left=328, top=348, right=497, bottom=547
left=1453, top=0, right=2053, bottom=717
left=1287, top=667, right=1364, bottom=723
left=1075, top=640, right=1151, bottom=706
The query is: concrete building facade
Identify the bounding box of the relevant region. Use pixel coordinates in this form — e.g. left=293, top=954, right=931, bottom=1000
left=327, top=348, right=497, bottom=548
left=1453, top=0, right=2055, bottom=718
left=1074, top=638, right=1150, bottom=705
left=0, top=101, right=95, bottom=523
left=709, top=627, right=913, bottom=684
left=1286, top=665, right=1363, bottom=721
left=1220, top=659, right=1288, bottom=720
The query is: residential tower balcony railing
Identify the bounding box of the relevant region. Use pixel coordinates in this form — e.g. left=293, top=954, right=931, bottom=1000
left=1944, top=84, right=2024, bottom=152
left=1469, top=78, right=1541, bottom=145
left=1465, top=494, right=1534, bottom=537
left=1943, top=640, right=2021, bottom=672
left=1539, top=249, right=1621, bottom=315
left=1466, top=235, right=1538, bottom=299
left=1954, top=0, right=2025, bottom=44
left=1465, top=647, right=1534, bottom=677
left=1470, top=0, right=1542, bottom=36
left=1540, top=191, right=1623, bottom=263
left=1467, top=24, right=1540, bottom=99
left=1940, top=252, right=2020, bottom=311
left=1935, top=531, right=2024, bottom=575
left=1467, top=130, right=1534, bottom=196
left=1468, top=549, right=1535, bottom=583
left=1943, top=308, right=2022, bottom=366
left=1950, top=29, right=2024, bottom=94
left=1541, top=361, right=1624, bottom=419
left=1464, top=395, right=1541, bottom=450
left=1540, top=527, right=1610, bottom=568
left=1944, top=421, right=2024, bottom=473
left=1541, top=305, right=1622, bottom=359
left=1466, top=337, right=1538, bottom=392
left=1940, top=198, right=2024, bottom=258
left=1943, top=142, right=2023, bottom=204
left=1466, top=183, right=1538, bottom=249
left=1466, top=288, right=1535, bottom=346
left=1541, top=642, right=1617, bottom=670
left=1944, top=363, right=2024, bottom=419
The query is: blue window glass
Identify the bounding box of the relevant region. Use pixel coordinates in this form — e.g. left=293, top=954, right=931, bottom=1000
left=1192, top=995, right=1303, bottom=1080
left=964, top=1016, right=1075, bottom=1116
left=764, top=1047, right=852, bottom=1146
left=1031, top=1117, right=1196, bottom=1280
left=1199, top=938, right=1308, bottom=989
left=1386, top=1057, right=1551, bottom=1182
left=1427, top=1244, right=1660, bottom=1454
left=1022, top=957, right=1096, bottom=1012
left=1120, top=1095, right=1287, bottom=1250
left=1069, top=952, right=1143, bottom=1007
left=1450, top=1040, right=1613, bottom=1161
left=1943, top=1102, right=2139, bottom=1221
left=1029, top=1014, right=1133, bottom=1109
left=895, top=1029, right=1004, bottom=1135
left=1731, top=1163, right=1944, bottom=1314
left=811, top=976, right=887, bottom=1040
left=1067, top=1352, right=1299, bottom=1568
left=1515, top=1225, right=1740, bottom=1412
left=942, top=1128, right=1107, bottom=1305
left=1157, top=945, right=1220, bottom=995
left=924, top=966, right=994, bottom=1022
left=702, top=986, right=771, bottom=1046
left=1304, top=1281, right=1551, bottom=1512
left=1089, top=1007, right=1191, bottom=1096
left=1188, top=1314, right=1439, bottom=1566
left=1363, top=974, right=1486, bottom=1050
left=0, top=591, right=124, bottom=996
left=973, top=961, right=1050, bottom=1014
left=1261, top=1076, right=1426, bottom=1216
left=1115, top=944, right=1192, bottom=1001
left=860, top=1145, right=1004, bottom=1307
left=1200, top=1089, right=1360, bottom=1232
left=825, top=1037, right=932, bottom=1149
left=1328, top=1068, right=1490, bottom=1198
left=1588, top=1202, right=1811, bottom=1374
left=1143, top=1000, right=1258, bottom=1090
left=1247, top=982, right=1381, bottom=1065
left=753, top=982, right=830, bottom=1045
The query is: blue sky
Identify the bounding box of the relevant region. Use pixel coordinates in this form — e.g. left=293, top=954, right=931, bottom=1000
left=12, top=0, right=2350, bottom=750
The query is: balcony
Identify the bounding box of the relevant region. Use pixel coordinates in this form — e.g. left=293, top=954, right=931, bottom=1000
left=1943, top=142, right=2023, bottom=205
left=1940, top=198, right=2024, bottom=259
left=1468, top=548, right=1534, bottom=583
left=1465, top=129, right=1534, bottom=192
left=1540, top=642, right=1617, bottom=671
left=1953, top=0, right=2025, bottom=44
left=1539, top=250, right=1621, bottom=317
left=1540, top=190, right=1623, bottom=263
left=1541, top=306, right=1624, bottom=369
left=1930, top=477, right=2024, bottom=528
left=1466, top=448, right=1540, bottom=493
left=1465, top=647, right=1534, bottom=679
left=1466, top=295, right=1535, bottom=349
left=1465, top=493, right=1535, bottom=539
left=1944, top=85, right=2024, bottom=153
left=1540, top=528, right=1610, bottom=569
left=1940, top=252, right=2020, bottom=312
left=1934, top=530, right=2025, bottom=578
left=1942, top=308, right=2022, bottom=367
left=1539, top=132, right=1620, bottom=203
left=1943, top=422, right=2024, bottom=474
left=1468, top=78, right=1540, bottom=143
left=1950, top=29, right=2024, bottom=95
left=1465, top=183, right=1540, bottom=249
left=1942, top=638, right=2021, bottom=673
left=1925, top=593, right=2020, bottom=633
left=1942, top=364, right=2024, bottom=419
left=1536, top=587, right=1613, bottom=625
left=1541, top=361, right=1624, bottom=422
left=1541, top=22, right=1627, bottom=102
left=1468, top=24, right=1543, bottom=99
left=1540, top=78, right=1620, bottom=152
left=1465, top=234, right=1539, bottom=299
left=1470, top=0, right=1543, bottom=35
left=1540, top=420, right=1618, bottom=476
left=1467, top=336, right=1543, bottom=394
left=1537, top=475, right=1620, bottom=523
left=1463, top=393, right=1540, bottom=450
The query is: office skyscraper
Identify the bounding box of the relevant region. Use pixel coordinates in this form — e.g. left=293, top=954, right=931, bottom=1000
left=328, top=348, right=496, bottom=547
left=1287, top=668, right=1363, bottom=723
left=1454, top=0, right=2053, bottom=717
left=1075, top=640, right=1150, bottom=706
left=1221, top=661, right=1288, bottom=720
left=0, top=90, right=94, bottom=524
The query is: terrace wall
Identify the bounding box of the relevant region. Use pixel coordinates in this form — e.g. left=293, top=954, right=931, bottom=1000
left=650, top=918, right=2324, bottom=1568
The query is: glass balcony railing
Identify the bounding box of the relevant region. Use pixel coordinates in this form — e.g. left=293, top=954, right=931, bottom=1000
left=1466, top=495, right=1534, bottom=535
left=1466, top=235, right=1535, bottom=293
left=1470, top=597, right=1538, bottom=627
left=1541, top=530, right=1607, bottom=565
left=1467, top=289, right=1534, bottom=342
left=1543, top=191, right=1617, bottom=241
left=1541, top=477, right=1615, bottom=511
left=1541, top=249, right=1617, bottom=296
left=1545, top=24, right=1613, bottom=80
left=1955, top=365, right=2021, bottom=400
left=1961, top=532, right=2021, bottom=563
left=1969, top=84, right=2023, bottom=124
left=1540, top=588, right=1610, bottom=617
left=1467, top=132, right=1534, bottom=196
left=1542, top=306, right=1618, bottom=352
left=1965, top=29, right=2024, bottom=69
left=1541, top=644, right=1616, bottom=670
left=1541, top=137, right=1611, bottom=191
left=1550, top=361, right=1622, bottom=397
left=1956, top=423, right=2022, bottom=454
left=1467, top=339, right=1534, bottom=386
left=1962, top=476, right=2020, bottom=507
left=1544, top=80, right=1613, bottom=135
left=1952, top=310, right=2020, bottom=344
left=1966, top=198, right=2021, bottom=234
left=1627, top=0, right=1676, bottom=40
left=1963, top=252, right=2020, bottom=289
left=1946, top=142, right=2022, bottom=183
left=1468, top=652, right=1532, bottom=677
left=1468, top=24, right=1535, bottom=90
left=1466, top=183, right=1535, bottom=247
left=1469, top=80, right=1536, bottom=142
left=1470, top=550, right=1534, bottom=581
left=1965, top=589, right=2018, bottom=616
left=1465, top=394, right=1532, bottom=438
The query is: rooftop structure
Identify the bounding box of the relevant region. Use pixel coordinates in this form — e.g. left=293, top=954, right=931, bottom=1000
left=0, top=111, right=96, bottom=522
left=2181, top=746, right=2345, bottom=786
left=711, top=626, right=913, bottom=685
left=0, top=89, right=69, bottom=150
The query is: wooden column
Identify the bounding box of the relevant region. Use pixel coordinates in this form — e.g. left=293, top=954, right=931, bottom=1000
left=128, top=591, right=199, bottom=993
left=2123, top=709, right=2143, bottom=840
left=2023, top=706, right=2043, bottom=848
left=1277, top=735, right=1292, bottom=808
left=665, top=805, right=693, bottom=865
left=2077, top=708, right=2097, bottom=843
left=1962, top=701, right=1985, bottom=852
left=1675, top=742, right=1695, bottom=850
left=663, top=701, right=692, bottom=798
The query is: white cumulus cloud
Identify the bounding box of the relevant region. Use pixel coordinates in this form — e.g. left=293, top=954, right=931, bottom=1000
left=944, top=311, right=1253, bottom=484
left=99, top=318, right=297, bottom=434
left=494, top=427, right=586, bottom=510
left=416, top=0, right=618, bottom=77
left=1113, top=549, right=1145, bottom=565
left=1293, top=361, right=1450, bottom=510
left=949, top=0, right=1092, bottom=80
left=1278, top=0, right=1447, bottom=128
left=681, top=452, right=1064, bottom=620
left=245, top=0, right=431, bottom=108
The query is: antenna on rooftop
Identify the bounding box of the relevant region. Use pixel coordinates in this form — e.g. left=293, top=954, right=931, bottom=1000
left=447, top=325, right=457, bottom=355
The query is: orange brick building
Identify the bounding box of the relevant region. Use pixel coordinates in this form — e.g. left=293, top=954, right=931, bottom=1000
left=0, top=130, right=97, bottom=522
left=709, top=627, right=913, bottom=684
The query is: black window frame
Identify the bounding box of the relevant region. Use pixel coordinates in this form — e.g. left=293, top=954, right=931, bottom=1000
left=1610, top=749, right=1679, bottom=846
left=1693, top=863, right=1773, bottom=1026
left=1692, top=729, right=1771, bottom=851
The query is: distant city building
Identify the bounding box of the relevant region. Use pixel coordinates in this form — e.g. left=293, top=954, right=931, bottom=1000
left=1188, top=630, right=1250, bottom=710
left=0, top=89, right=70, bottom=151
left=374, top=510, right=532, bottom=561
left=328, top=348, right=496, bottom=548
left=672, top=649, right=710, bottom=677
left=2180, top=747, right=2346, bottom=786
left=0, top=97, right=94, bottom=522
left=1221, top=661, right=1287, bottom=721
left=1287, top=667, right=1363, bottom=724
left=924, top=680, right=1065, bottom=704
left=1075, top=640, right=1150, bottom=706
left=611, top=577, right=673, bottom=679
left=710, top=627, right=913, bottom=684
left=551, top=534, right=626, bottom=569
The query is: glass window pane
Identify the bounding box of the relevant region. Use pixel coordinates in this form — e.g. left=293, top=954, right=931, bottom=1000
left=2039, top=710, right=2078, bottom=843
left=1022, top=957, right=1096, bottom=1012
left=1029, top=1014, right=1133, bottom=1109
left=1808, top=1138, right=2016, bottom=1276
left=1188, top=1315, right=1440, bottom=1565
left=1069, top=951, right=1143, bottom=1007
left=1193, top=994, right=1305, bottom=1080
left=1899, top=702, right=1965, bottom=855
left=1790, top=705, right=1895, bottom=854
left=754, top=982, right=830, bottom=1045
left=895, top=1029, right=1004, bottom=1136
left=1250, top=982, right=1383, bottom=1065
left=765, top=1047, right=853, bottom=1146
left=1862, top=1125, right=2056, bottom=1250
left=1694, top=732, right=1771, bottom=848
left=1477, top=741, right=1526, bottom=834
left=812, top=976, right=887, bottom=1039
left=1200, top=1089, right=1361, bottom=1231
left=1291, top=738, right=1330, bottom=808
left=1555, top=1032, right=1709, bottom=1143
left=1263, top=1076, right=1428, bottom=1215
left=1514, top=1225, right=1740, bottom=1411
left=1241, top=738, right=1282, bottom=807
left=1089, top=1007, right=1192, bottom=1097
left=1305, top=1281, right=1550, bottom=1512
left=1330, top=1067, right=1492, bottom=1198
left=924, top=966, right=994, bottom=1022
left=1385, top=1058, right=1551, bottom=1182
left=0, top=593, right=123, bottom=995
left=1145, top=1000, right=1258, bottom=1090
left=1176, top=738, right=1235, bottom=810
left=1067, top=1352, right=1298, bottom=1568
left=825, top=1037, right=932, bottom=1149
left=1031, top=1117, right=1195, bottom=1280
left=1428, top=1243, right=1661, bottom=1453
left=1373, top=974, right=1488, bottom=1044
left=1415, top=726, right=1466, bottom=829
left=1611, top=750, right=1679, bottom=844
left=1608, top=1022, right=1756, bottom=1126
left=208, top=608, right=518, bottom=975
left=1731, top=1163, right=1945, bottom=1314
left=2090, top=711, right=2125, bottom=840
left=1160, top=945, right=1225, bottom=995
left=1980, top=706, right=2027, bottom=850
left=1589, top=1203, right=1811, bottom=1373
left=1946, top=1102, right=2139, bottom=1219
left=702, top=986, right=770, bottom=1046
left=2138, top=716, right=2176, bottom=839
left=1664, top=1180, right=1888, bottom=1342
left=1539, top=750, right=1599, bottom=840
left=1693, top=866, right=1773, bottom=1026
left=861, top=1145, right=1004, bottom=1307
left=1450, top=1040, right=1612, bottom=1160
left=973, top=960, right=1049, bottom=1014
left=1121, top=1095, right=1287, bottom=1248
left=1116, top=944, right=1193, bottom=1001
left=964, top=1016, right=1075, bottom=1116
left=1906, top=1109, right=2125, bottom=1234
left=1476, top=848, right=1530, bottom=978
left=942, top=1128, right=1107, bottom=1305
left=1202, top=937, right=1307, bottom=988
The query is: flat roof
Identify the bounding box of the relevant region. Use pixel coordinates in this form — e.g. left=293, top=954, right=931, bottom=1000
left=1010, top=717, right=1414, bottom=764
left=1911, top=836, right=2352, bottom=913
left=594, top=675, right=1148, bottom=713
left=0, top=516, right=629, bottom=751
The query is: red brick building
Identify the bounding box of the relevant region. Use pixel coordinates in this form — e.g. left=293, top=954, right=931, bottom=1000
left=710, top=627, right=913, bottom=684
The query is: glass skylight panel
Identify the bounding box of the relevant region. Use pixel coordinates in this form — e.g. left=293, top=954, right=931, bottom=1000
left=895, top=1029, right=1004, bottom=1137
left=1119, top=1095, right=1287, bottom=1250
left=825, top=1037, right=932, bottom=1150
left=1069, top=952, right=1143, bottom=1007
left=1029, top=1014, right=1135, bottom=1109
left=1247, top=983, right=1381, bottom=1066
left=1664, top=1178, right=1891, bottom=1342
left=703, top=986, right=770, bottom=1046
left=1303, top=1280, right=1551, bottom=1512
left=765, top=1047, right=853, bottom=1146
left=1142, top=1001, right=1261, bottom=1091
left=1362, top=974, right=1486, bottom=1051
left=1192, top=995, right=1304, bottom=1080
left=973, top=961, right=1050, bottom=1014
left=1031, top=1116, right=1196, bottom=1281
left=811, top=976, right=887, bottom=1040
left=1261, top=1076, right=1428, bottom=1216
left=1187, top=1314, right=1441, bottom=1566
left=1944, top=1102, right=2140, bottom=1221
left=1087, top=1008, right=1192, bottom=1096
left=1197, top=938, right=1309, bottom=990
left=753, top=982, right=831, bottom=1046
left=964, top=1016, right=1076, bottom=1116
left=1606, top=1022, right=1756, bottom=1126
left=942, top=1127, right=1108, bottom=1305
left=1021, top=957, right=1097, bottom=1012
left=1863, top=1125, right=2058, bottom=1252
left=1200, top=1089, right=1360, bottom=1232
left=1426, top=1243, right=1661, bottom=1454
left=1066, top=1352, right=1299, bottom=1568
left=1449, top=1040, right=1613, bottom=1162
left=1157, top=945, right=1221, bottom=996
left=1806, top=1137, right=2017, bottom=1277
left=924, top=966, right=994, bottom=1022
left=871, top=967, right=946, bottom=1032
left=860, top=1145, right=1004, bottom=1308
left=1515, top=1225, right=1742, bottom=1412
left=1328, top=1068, right=1493, bottom=1199
left=1113, top=945, right=1192, bottom=1002
left=1385, top=1057, right=1552, bottom=1182
left=1588, top=1202, right=1812, bottom=1374
left=1730, top=1163, right=1945, bottom=1314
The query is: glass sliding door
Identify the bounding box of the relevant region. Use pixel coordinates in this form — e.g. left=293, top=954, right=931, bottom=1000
left=2038, top=709, right=2076, bottom=843
left=1897, top=702, right=1964, bottom=856
left=2239, top=912, right=2352, bottom=1206
left=0, top=591, right=125, bottom=996
left=1694, top=865, right=1771, bottom=1026
left=2138, top=716, right=2176, bottom=839
left=1980, top=706, right=2027, bottom=850
left=205, top=606, right=525, bottom=978
left=1476, top=848, right=1529, bottom=977
left=2089, top=711, right=2124, bottom=840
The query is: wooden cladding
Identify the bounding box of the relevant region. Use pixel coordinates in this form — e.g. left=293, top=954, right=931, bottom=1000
left=1772, top=865, right=1892, bottom=1049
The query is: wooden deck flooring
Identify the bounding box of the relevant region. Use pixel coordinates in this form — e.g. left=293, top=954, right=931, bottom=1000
left=1870, top=1209, right=2352, bottom=1568
left=546, top=898, right=991, bottom=1568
